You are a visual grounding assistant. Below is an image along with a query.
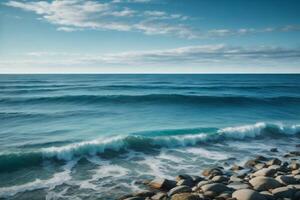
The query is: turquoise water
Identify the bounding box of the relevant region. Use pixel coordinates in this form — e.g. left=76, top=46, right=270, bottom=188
left=0, top=74, right=300, bottom=199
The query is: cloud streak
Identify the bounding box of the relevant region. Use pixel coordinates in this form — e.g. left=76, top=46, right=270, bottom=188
left=2, top=45, right=300, bottom=69
left=5, top=0, right=299, bottom=39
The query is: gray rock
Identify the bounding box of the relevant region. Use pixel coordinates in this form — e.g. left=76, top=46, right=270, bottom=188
left=232, top=189, right=267, bottom=200
left=202, top=167, right=223, bottom=177
left=168, top=186, right=192, bottom=196
left=249, top=176, right=282, bottom=191
left=290, top=162, right=300, bottom=170
left=170, top=193, right=201, bottom=200
left=266, top=158, right=282, bottom=166
left=177, top=179, right=195, bottom=187
left=252, top=168, right=276, bottom=177
left=275, top=175, right=297, bottom=185
left=227, top=182, right=250, bottom=190
left=255, top=163, right=267, bottom=170
left=259, top=191, right=275, bottom=200
left=271, top=186, right=296, bottom=199
left=151, top=192, right=167, bottom=200
left=211, top=175, right=229, bottom=183
left=133, top=191, right=156, bottom=198
left=148, top=178, right=177, bottom=190
left=201, top=183, right=230, bottom=195
left=230, top=164, right=244, bottom=171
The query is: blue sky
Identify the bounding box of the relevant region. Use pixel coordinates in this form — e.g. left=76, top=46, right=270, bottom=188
left=0, top=0, right=300, bottom=73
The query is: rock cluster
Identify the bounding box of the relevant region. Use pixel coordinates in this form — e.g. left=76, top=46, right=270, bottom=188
left=119, top=148, right=300, bottom=200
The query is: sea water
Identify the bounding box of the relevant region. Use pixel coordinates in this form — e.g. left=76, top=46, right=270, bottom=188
left=0, top=74, right=299, bottom=199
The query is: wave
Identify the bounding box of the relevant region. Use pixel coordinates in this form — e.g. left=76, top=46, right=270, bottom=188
left=1, top=94, right=300, bottom=105
left=1, top=122, right=299, bottom=172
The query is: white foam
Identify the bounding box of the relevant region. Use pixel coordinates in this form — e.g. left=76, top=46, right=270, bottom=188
left=0, top=160, right=77, bottom=198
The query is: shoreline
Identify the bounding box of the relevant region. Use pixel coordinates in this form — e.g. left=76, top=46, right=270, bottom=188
left=119, top=146, right=300, bottom=200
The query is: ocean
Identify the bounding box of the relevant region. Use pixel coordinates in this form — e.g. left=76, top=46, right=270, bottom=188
left=0, top=74, right=299, bottom=199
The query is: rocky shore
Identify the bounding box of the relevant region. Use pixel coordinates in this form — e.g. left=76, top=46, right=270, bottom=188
left=119, top=147, right=300, bottom=200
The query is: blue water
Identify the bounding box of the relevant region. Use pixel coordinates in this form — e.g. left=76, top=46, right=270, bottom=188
left=0, top=74, right=300, bottom=199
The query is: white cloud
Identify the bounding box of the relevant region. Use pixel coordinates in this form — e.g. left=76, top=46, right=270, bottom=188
left=4, top=0, right=192, bottom=37
left=4, top=44, right=299, bottom=68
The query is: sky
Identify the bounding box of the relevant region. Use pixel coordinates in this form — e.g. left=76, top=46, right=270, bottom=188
left=0, top=0, right=300, bottom=73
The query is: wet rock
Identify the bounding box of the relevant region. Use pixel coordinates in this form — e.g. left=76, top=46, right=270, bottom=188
left=151, top=192, right=167, bottom=200
left=227, top=182, right=250, bottom=190
left=244, top=159, right=260, bottom=168
left=230, top=164, right=244, bottom=171
left=216, top=191, right=232, bottom=199
left=271, top=186, right=296, bottom=199
left=211, top=175, right=229, bottom=183
left=168, top=186, right=192, bottom=196
left=270, top=148, right=278, bottom=152
left=249, top=176, right=282, bottom=191
left=148, top=178, right=177, bottom=190
left=290, top=162, right=300, bottom=170
left=252, top=168, right=276, bottom=177
left=255, top=155, right=268, bottom=162
left=176, top=175, right=193, bottom=182
left=266, top=158, right=282, bottom=166
left=232, top=189, right=267, bottom=200
left=292, top=169, right=300, bottom=175
left=275, top=175, right=298, bottom=185
left=170, top=193, right=201, bottom=200
left=255, top=163, right=266, bottom=170
left=229, top=175, right=243, bottom=182
left=177, top=179, right=195, bottom=187
left=202, top=167, right=223, bottom=177
left=190, top=175, right=204, bottom=183
left=133, top=191, right=156, bottom=198
left=197, top=180, right=211, bottom=187
left=259, top=191, right=275, bottom=200
left=201, top=183, right=230, bottom=195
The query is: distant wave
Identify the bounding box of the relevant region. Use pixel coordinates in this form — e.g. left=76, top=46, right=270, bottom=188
left=1, top=94, right=300, bottom=105
left=1, top=122, right=299, bottom=172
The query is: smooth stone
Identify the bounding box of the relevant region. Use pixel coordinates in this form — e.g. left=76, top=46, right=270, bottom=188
left=249, top=176, right=282, bottom=191
left=292, top=169, right=300, bottom=175
left=171, top=193, right=201, bottom=200
left=275, top=175, right=297, bottom=185
left=202, top=167, right=223, bottom=177
left=177, top=179, right=195, bottom=187
left=227, top=182, right=250, bottom=190
left=266, top=158, right=282, bottom=166
left=271, top=186, right=296, bottom=199
left=201, top=183, right=230, bottom=195
left=216, top=191, right=232, bottom=199
left=231, top=164, right=244, bottom=171
left=148, top=178, right=177, bottom=190
left=232, top=189, right=267, bottom=200
left=229, top=175, right=243, bottom=182
left=133, top=191, right=156, bottom=198
left=255, top=163, right=267, bottom=170
left=151, top=192, right=167, bottom=200
left=244, top=159, right=260, bottom=168
left=197, top=180, right=211, bottom=187
left=260, top=191, right=275, bottom=200
left=252, top=168, right=276, bottom=177
left=255, top=155, right=268, bottom=161
left=168, top=186, right=192, bottom=196
left=290, top=163, right=300, bottom=170
left=176, top=174, right=193, bottom=182
left=211, top=175, right=229, bottom=183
